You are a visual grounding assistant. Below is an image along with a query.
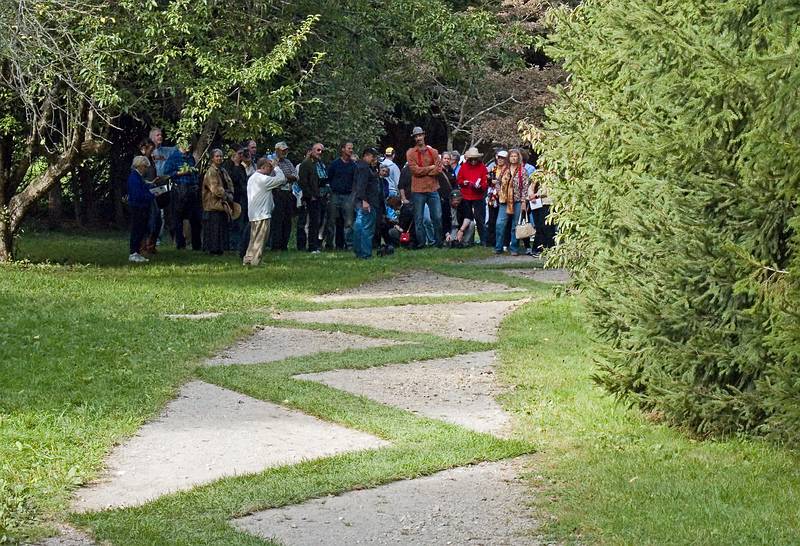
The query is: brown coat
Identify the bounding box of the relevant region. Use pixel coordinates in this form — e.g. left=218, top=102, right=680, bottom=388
left=406, top=145, right=441, bottom=193
left=202, top=164, right=234, bottom=213
left=499, top=164, right=530, bottom=213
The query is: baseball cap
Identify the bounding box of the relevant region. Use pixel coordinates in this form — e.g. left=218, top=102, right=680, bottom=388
left=274, top=141, right=289, bottom=150
left=385, top=146, right=394, bottom=155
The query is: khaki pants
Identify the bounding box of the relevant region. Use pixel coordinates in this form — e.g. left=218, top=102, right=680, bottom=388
left=242, top=219, right=271, bottom=266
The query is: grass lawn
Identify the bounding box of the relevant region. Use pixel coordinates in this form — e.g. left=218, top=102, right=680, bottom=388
left=499, top=297, right=800, bottom=545
left=1, top=230, right=541, bottom=543
left=2, top=230, right=798, bottom=544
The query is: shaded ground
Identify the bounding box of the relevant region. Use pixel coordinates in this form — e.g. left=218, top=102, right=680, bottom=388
left=233, top=457, right=539, bottom=546
left=30, top=525, right=96, bottom=546
left=467, top=255, right=542, bottom=266
left=278, top=300, right=524, bottom=342
left=206, top=326, right=400, bottom=366
left=501, top=269, right=570, bottom=284
left=72, top=381, right=387, bottom=512
left=311, top=270, right=522, bottom=302
left=296, top=351, right=510, bottom=436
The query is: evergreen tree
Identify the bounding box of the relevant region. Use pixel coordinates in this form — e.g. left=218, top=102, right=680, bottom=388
left=527, top=0, right=800, bottom=442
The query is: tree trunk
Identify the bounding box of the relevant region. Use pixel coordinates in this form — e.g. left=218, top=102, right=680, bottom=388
left=0, top=215, right=13, bottom=262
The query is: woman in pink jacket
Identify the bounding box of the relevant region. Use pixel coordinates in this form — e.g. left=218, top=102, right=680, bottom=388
left=456, top=147, right=489, bottom=245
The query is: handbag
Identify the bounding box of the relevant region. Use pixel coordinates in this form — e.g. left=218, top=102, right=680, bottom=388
left=516, top=213, right=535, bottom=240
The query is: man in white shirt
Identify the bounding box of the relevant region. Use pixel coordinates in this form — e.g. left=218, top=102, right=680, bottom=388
left=242, top=158, right=287, bottom=266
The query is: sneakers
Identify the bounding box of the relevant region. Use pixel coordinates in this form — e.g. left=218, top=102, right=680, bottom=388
left=128, top=253, right=149, bottom=263
left=310, top=250, right=321, bottom=254
left=525, top=248, right=533, bottom=256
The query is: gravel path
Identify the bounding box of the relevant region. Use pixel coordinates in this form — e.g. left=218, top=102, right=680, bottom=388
left=467, top=255, right=542, bottom=266
left=296, top=351, right=510, bottom=436
left=206, top=326, right=399, bottom=366
left=278, top=300, right=524, bottom=342
left=73, top=381, right=387, bottom=512
left=28, top=525, right=96, bottom=546
left=311, top=270, right=521, bottom=302
left=233, top=457, right=539, bottom=545
left=501, top=269, right=570, bottom=284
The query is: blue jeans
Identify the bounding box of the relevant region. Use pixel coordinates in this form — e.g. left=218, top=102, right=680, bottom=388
left=412, top=192, right=442, bottom=247
left=353, top=206, right=377, bottom=258
left=495, top=202, right=523, bottom=253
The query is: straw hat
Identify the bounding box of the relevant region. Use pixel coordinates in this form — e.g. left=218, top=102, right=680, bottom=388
left=464, top=147, right=482, bottom=160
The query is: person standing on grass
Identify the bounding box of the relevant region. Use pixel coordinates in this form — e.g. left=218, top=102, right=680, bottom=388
left=457, top=147, right=489, bottom=245
left=127, top=156, right=155, bottom=263
left=163, top=141, right=202, bottom=251
left=495, top=148, right=530, bottom=256
left=269, top=141, right=297, bottom=251
left=380, top=146, right=401, bottom=196
left=325, top=141, right=357, bottom=250
left=406, top=126, right=443, bottom=248
left=202, top=149, right=236, bottom=256
left=243, top=158, right=287, bottom=266
left=485, top=149, right=507, bottom=248
left=352, top=147, right=382, bottom=259
left=298, top=142, right=326, bottom=253
left=223, top=144, right=249, bottom=253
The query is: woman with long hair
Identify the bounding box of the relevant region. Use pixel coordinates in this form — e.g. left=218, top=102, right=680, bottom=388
left=494, top=148, right=530, bottom=256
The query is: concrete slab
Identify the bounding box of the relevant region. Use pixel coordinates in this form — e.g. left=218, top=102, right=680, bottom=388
left=296, top=351, right=509, bottom=436
left=278, top=300, right=524, bottom=342
left=311, top=270, right=521, bottom=302
left=206, top=326, right=399, bottom=366
left=233, top=458, right=539, bottom=545
left=501, top=269, right=570, bottom=284
left=73, top=381, right=388, bottom=512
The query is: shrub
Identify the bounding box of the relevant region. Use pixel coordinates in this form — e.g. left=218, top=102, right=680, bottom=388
left=527, top=0, right=800, bottom=443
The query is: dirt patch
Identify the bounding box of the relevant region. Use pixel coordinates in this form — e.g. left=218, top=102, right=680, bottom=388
left=29, top=525, right=97, bottom=546
left=72, top=381, right=388, bottom=512
left=278, top=300, right=524, bottom=342
left=296, top=351, right=509, bottom=436
left=311, top=270, right=521, bottom=302
left=501, top=268, right=570, bottom=284
left=233, top=457, right=539, bottom=545
left=206, top=326, right=400, bottom=366
left=164, top=312, right=223, bottom=320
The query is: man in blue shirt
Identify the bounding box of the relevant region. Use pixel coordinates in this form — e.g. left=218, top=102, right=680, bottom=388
left=163, top=142, right=202, bottom=250
left=324, top=141, right=356, bottom=250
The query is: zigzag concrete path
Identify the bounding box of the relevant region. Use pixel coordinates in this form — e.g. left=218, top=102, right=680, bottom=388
left=56, top=267, right=543, bottom=545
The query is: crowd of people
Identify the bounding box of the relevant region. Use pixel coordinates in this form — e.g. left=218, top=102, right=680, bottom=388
left=126, top=126, right=556, bottom=264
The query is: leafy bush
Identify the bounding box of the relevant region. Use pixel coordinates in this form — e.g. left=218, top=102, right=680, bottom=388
left=527, top=0, right=800, bottom=443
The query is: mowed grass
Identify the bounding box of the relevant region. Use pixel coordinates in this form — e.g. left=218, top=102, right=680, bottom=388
left=498, top=296, right=800, bottom=545
left=1, top=230, right=532, bottom=542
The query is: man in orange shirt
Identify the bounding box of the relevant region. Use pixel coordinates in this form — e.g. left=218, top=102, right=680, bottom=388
left=405, top=126, right=443, bottom=247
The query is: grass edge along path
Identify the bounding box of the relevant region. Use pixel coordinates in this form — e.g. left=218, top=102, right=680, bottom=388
left=498, top=296, right=800, bottom=545
left=71, top=331, right=534, bottom=545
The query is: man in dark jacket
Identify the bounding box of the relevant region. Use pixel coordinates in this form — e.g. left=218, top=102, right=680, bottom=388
left=325, top=141, right=356, bottom=250
left=222, top=144, right=249, bottom=253
left=298, top=142, right=325, bottom=253
left=352, top=147, right=382, bottom=259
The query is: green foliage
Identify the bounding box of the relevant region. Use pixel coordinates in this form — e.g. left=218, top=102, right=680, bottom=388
left=530, top=1, right=800, bottom=442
